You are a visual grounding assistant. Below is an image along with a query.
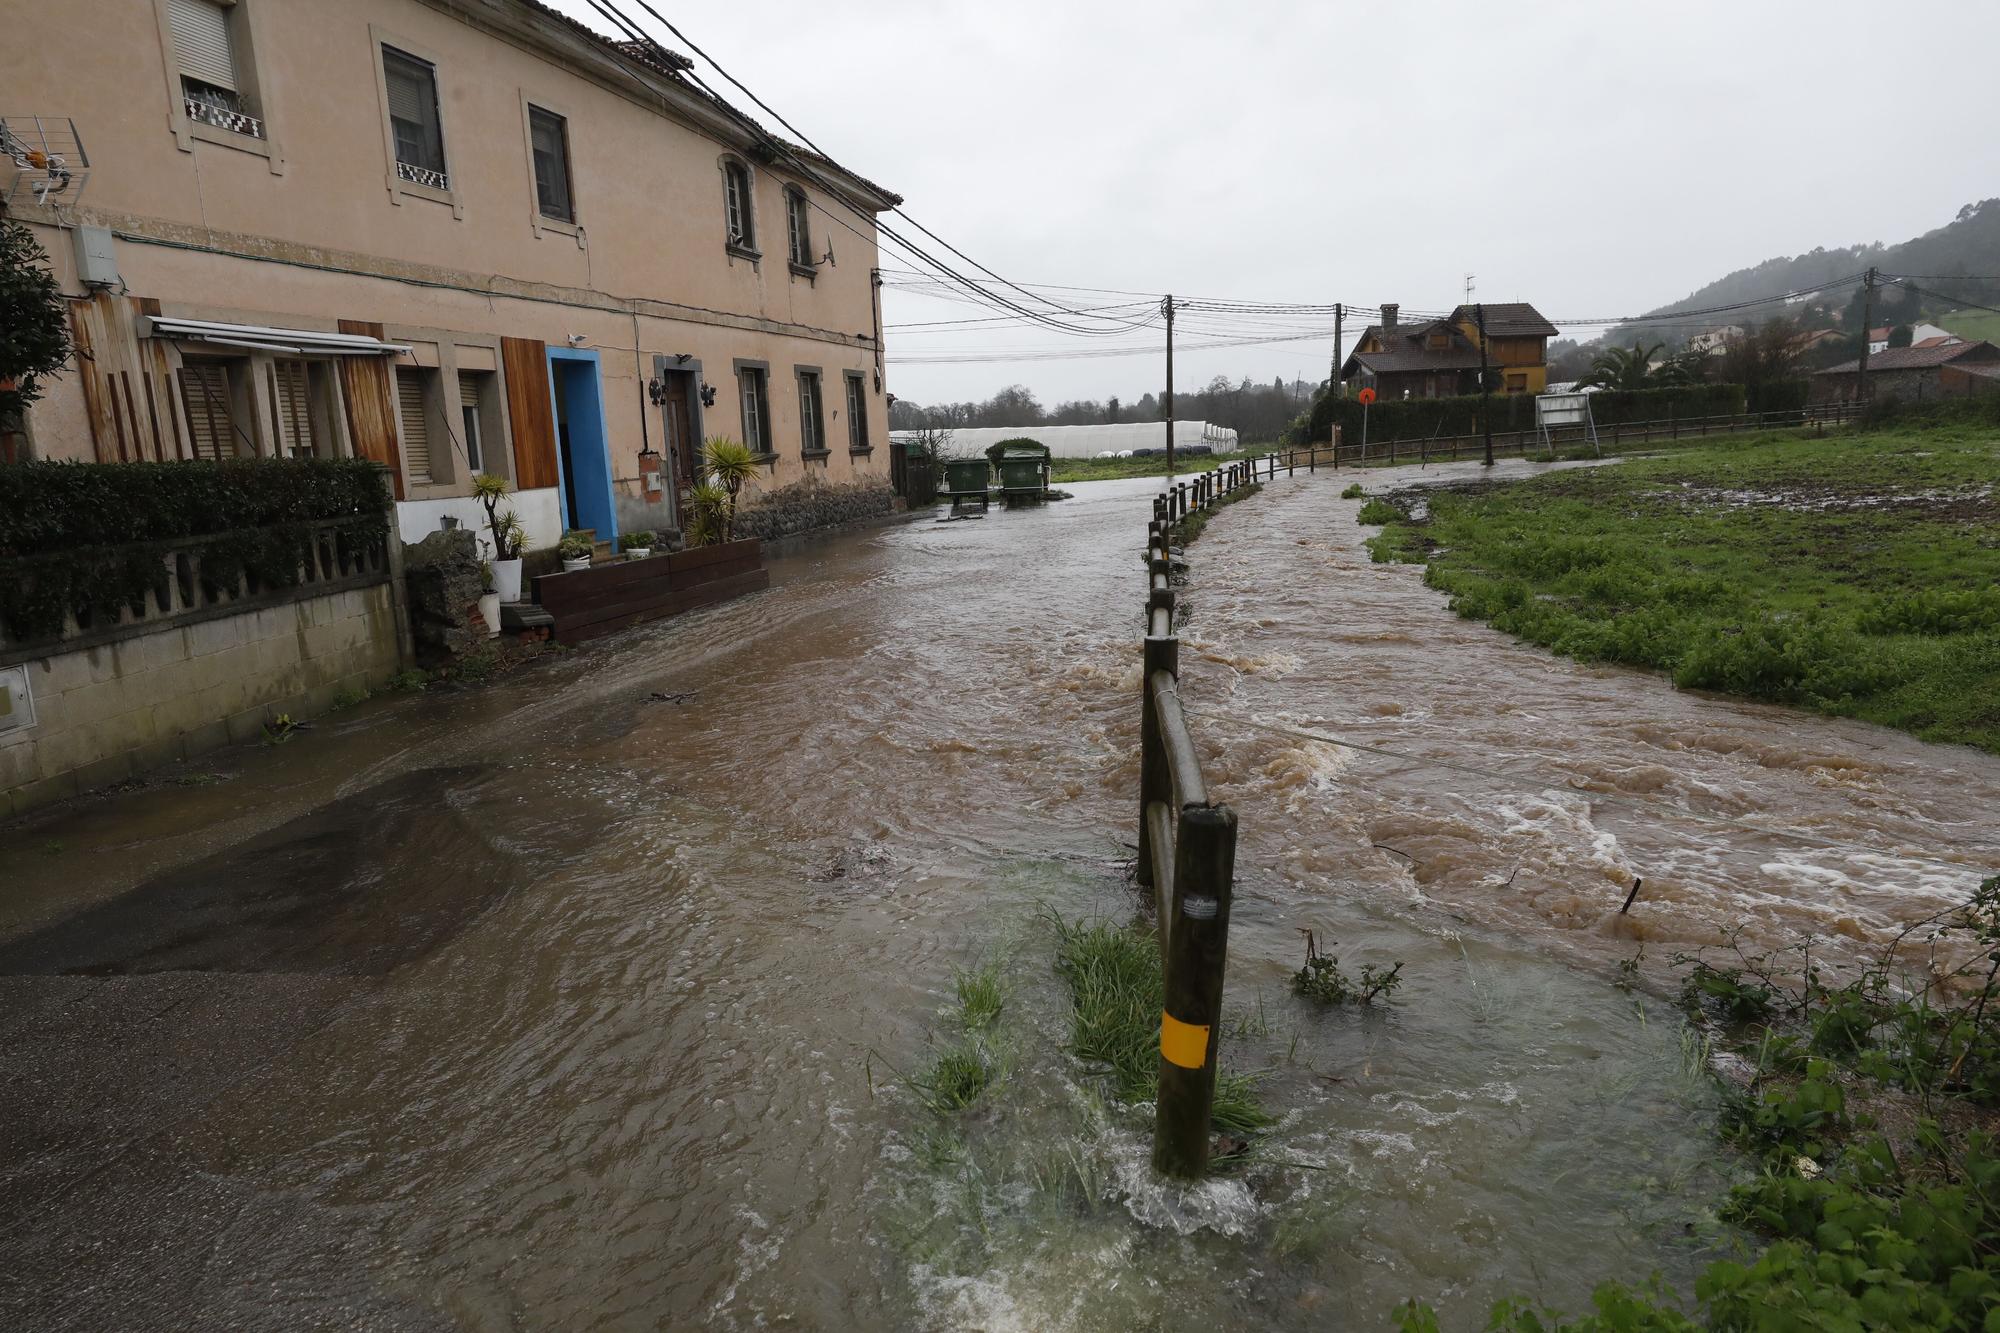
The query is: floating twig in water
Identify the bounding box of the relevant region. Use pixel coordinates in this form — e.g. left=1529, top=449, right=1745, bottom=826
left=1620, top=875, right=1645, bottom=915
left=647, top=690, right=699, bottom=704
left=1371, top=842, right=1415, bottom=862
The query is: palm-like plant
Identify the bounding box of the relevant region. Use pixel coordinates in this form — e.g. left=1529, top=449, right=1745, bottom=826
left=702, top=437, right=761, bottom=541
left=684, top=482, right=729, bottom=547
left=1577, top=342, right=1662, bottom=391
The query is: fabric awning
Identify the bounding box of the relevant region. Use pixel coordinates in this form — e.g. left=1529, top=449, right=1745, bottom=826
left=139, top=316, right=411, bottom=356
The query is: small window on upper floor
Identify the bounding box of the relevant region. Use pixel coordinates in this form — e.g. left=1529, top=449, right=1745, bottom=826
left=723, top=159, right=755, bottom=252
left=786, top=188, right=813, bottom=270
left=1428, top=332, right=1449, bottom=350
left=384, top=46, right=448, bottom=190
left=169, top=0, right=264, bottom=138
left=528, top=106, right=573, bottom=223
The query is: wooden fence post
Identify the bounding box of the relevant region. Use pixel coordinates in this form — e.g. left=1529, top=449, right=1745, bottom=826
left=1153, top=804, right=1238, bottom=1179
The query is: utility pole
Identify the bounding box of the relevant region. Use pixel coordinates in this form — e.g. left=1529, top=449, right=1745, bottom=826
left=1330, top=303, right=1344, bottom=396
left=1477, top=302, right=1494, bottom=467
left=1163, top=293, right=1176, bottom=479
left=1856, top=266, right=1877, bottom=403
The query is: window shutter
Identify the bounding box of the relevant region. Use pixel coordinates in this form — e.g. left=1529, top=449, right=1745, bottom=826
left=169, top=0, right=237, bottom=90
left=397, top=369, right=432, bottom=482
left=272, top=359, right=312, bottom=457
left=179, top=361, right=233, bottom=460
left=459, top=376, right=480, bottom=410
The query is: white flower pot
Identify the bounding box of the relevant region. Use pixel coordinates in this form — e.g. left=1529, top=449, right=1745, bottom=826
left=562, top=557, right=592, bottom=572
left=478, top=592, right=501, bottom=637
left=626, top=547, right=652, bottom=560
left=491, top=557, right=523, bottom=603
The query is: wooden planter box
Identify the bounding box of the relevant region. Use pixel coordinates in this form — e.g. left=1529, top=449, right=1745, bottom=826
left=529, top=538, right=767, bottom=645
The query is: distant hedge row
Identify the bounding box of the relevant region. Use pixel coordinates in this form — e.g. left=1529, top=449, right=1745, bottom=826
left=0, top=458, right=389, bottom=555
left=1295, top=382, right=1758, bottom=444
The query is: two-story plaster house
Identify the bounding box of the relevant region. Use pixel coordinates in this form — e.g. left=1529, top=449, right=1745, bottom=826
left=3, top=0, right=900, bottom=550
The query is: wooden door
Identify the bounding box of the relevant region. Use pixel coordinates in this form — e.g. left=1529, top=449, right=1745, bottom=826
left=662, top=373, right=697, bottom=524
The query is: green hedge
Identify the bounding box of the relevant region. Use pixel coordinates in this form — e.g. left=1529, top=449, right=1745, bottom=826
left=0, top=459, right=390, bottom=643
left=1303, top=382, right=1753, bottom=443
left=0, top=457, right=388, bottom=553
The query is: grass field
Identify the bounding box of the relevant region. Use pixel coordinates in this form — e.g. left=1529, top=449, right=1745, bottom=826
left=1361, top=424, right=2000, bottom=753
left=1939, top=308, right=2000, bottom=344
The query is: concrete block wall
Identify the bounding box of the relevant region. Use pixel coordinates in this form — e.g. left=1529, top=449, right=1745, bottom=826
left=1, top=585, right=403, bottom=816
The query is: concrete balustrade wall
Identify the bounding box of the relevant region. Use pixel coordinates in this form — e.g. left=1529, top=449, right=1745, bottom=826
left=1, top=584, right=404, bottom=816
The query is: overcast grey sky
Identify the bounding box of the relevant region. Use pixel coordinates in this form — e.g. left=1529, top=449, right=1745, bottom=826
left=552, top=0, right=2000, bottom=407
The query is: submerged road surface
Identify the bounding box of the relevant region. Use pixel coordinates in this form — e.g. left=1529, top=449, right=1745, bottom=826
left=5, top=462, right=1996, bottom=1329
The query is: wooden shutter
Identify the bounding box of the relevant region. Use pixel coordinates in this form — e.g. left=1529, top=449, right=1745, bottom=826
left=335, top=320, right=402, bottom=498
left=501, top=337, right=559, bottom=490
left=272, top=359, right=312, bottom=457
left=168, top=0, right=237, bottom=90
left=179, top=362, right=233, bottom=460
left=397, top=369, right=432, bottom=483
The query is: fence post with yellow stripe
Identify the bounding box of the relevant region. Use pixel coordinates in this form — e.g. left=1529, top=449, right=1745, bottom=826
left=1151, top=803, right=1238, bottom=1179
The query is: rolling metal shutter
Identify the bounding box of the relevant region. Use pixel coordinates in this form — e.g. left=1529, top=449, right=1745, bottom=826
left=178, top=361, right=233, bottom=460
left=397, top=369, right=432, bottom=483
left=272, top=359, right=311, bottom=458
left=168, top=0, right=238, bottom=90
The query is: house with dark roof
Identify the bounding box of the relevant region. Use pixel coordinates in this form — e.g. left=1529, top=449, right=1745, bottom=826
left=1811, top=340, right=2000, bottom=404
left=1340, top=302, right=1558, bottom=400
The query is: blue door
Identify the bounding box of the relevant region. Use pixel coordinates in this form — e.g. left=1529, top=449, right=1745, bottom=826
left=546, top=348, right=617, bottom=544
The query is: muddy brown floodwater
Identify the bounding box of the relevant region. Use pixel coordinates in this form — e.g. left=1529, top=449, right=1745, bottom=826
left=4, top=460, right=1997, bottom=1331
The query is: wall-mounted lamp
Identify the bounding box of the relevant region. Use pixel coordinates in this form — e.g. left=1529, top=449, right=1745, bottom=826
left=699, top=384, right=717, bottom=407
left=566, top=333, right=589, bottom=348
left=674, top=352, right=692, bottom=364
left=820, top=241, right=836, bottom=268
left=647, top=376, right=666, bottom=405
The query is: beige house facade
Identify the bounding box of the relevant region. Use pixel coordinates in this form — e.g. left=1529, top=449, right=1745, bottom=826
left=5, top=0, right=899, bottom=550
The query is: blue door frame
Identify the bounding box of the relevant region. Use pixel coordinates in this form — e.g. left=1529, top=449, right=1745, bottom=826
left=546, top=347, right=618, bottom=546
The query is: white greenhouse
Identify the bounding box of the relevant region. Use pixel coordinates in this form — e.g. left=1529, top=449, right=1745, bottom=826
left=888, top=421, right=1239, bottom=460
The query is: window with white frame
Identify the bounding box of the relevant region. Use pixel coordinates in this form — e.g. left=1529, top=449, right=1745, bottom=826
left=797, top=370, right=825, bottom=455
left=168, top=0, right=263, bottom=138
left=845, top=372, right=869, bottom=452
left=723, top=159, right=755, bottom=251
left=786, top=188, right=813, bottom=269
left=458, top=371, right=491, bottom=473
left=383, top=46, right=447, bottom=189
left=737, top=365, right=770, bottom=454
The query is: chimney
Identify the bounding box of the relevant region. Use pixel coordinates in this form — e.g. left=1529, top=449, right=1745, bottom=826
left=1381, top=303, right=1399, bottom=330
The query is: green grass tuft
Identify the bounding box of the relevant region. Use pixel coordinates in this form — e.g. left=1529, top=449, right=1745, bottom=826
left=914, top=1040, right=995, bottom=1113
left=953, top=962, right=1005, bottom=1031
left=1339, top=482, right=1365, bottom=499
left=1050, top=915, right=1273, bottom=1135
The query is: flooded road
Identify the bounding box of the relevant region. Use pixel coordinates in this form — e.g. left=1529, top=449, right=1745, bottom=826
left=5, top=460, right=1997, bottom=1330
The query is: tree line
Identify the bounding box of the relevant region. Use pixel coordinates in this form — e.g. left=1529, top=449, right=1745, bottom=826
left=889, top=375, right=1320, bottom=443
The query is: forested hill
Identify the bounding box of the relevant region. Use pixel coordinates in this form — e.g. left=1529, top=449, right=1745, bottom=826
left=1608, top=198, right=2000, bottom=341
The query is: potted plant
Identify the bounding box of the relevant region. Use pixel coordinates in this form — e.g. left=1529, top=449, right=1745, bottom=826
left=472, top=473, right=526, bottom=602
left=478, top=552, right=504, bottom=632
left=558, top=530, right=594, bottom=572
left=622, top=530, right=656, bottom=559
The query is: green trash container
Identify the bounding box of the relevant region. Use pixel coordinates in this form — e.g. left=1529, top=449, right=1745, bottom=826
left=988, top=440, right=1052, bottom=501
left=942, top=457, right=991, bottom=498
